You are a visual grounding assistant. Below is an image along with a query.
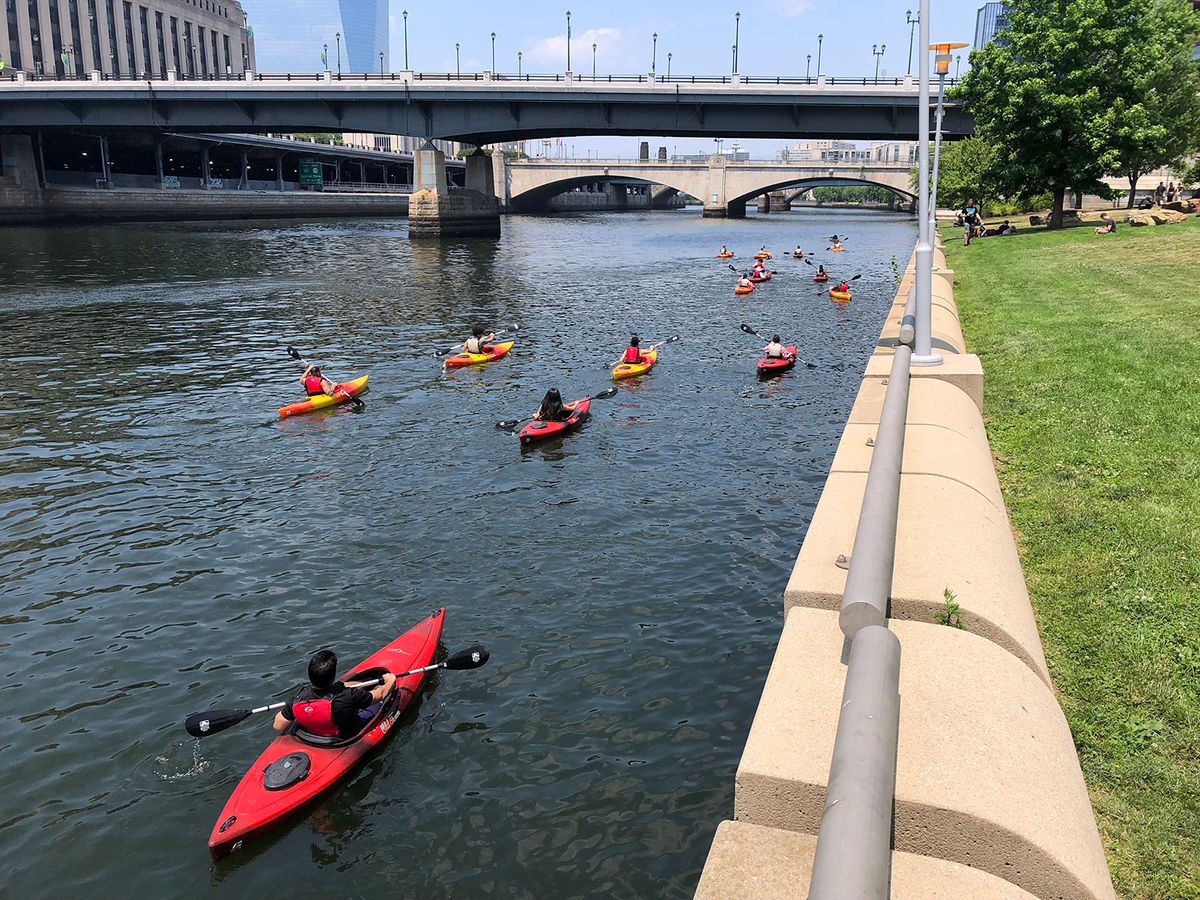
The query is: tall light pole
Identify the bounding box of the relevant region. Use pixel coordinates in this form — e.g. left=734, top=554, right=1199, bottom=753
left=565, top=10, right=571, bottom=71
left=335, top=31, right=341, bottom=75
left=733, top=11, right=740, bottom=75
left=403, top=10, right=408, bottom=69
left=954, top=54, right=961, bottom=79
left=906, top=9, right=918, bottom=76
left=491, top=32, right=496, bottom=72
left=806, top=53, right=811, bottom=79
left=817, top=33, right=823, bottom=76
left=518, top=50, right=522, bottom=78
left=929, top=41, right=968, bottom=231
left=911, top=0, right=939, bottom=367
left=872, top=43, right=886, bottom=80
left=667, top=51, right=672, bottom=80
left=379, top=51, right=384, bottom=75
left=323, top=41, right=328, bottom=72
left=455, top=42, right=460, bottom=76
left=592, top=42, right=596, bottom=79
left=651, top=32, right=657, bottom=75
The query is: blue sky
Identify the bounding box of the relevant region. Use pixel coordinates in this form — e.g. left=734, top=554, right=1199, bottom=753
left=242, top=0, right=982, bottom=155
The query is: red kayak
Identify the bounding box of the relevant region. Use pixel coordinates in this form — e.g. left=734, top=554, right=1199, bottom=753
left=813, top=275, right=829, bottom=283
left=758, top=346, right=798, bottom=377
left=206, top=609, right=445, bottom=860
left=518, top=397, right=591, bottom=445
left=749, top=273, right=773, bottom=284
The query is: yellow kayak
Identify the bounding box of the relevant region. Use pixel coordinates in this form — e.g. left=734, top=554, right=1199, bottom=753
left=443, top=340, right=515, bottom=368
left=278, top=375, right=369, bottom=418
left=612, top=347, right=658, bottom=381
left=829, top=289, right=852, bottom=303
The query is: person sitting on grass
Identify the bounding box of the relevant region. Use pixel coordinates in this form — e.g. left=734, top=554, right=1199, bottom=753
left=763, top=335, right=793, bottom=359
left=1094, top=212, right=1117, bottom=235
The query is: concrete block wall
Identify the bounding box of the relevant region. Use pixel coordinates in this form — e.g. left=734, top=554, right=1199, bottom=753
left=695, top=239, right=1115, bottom=898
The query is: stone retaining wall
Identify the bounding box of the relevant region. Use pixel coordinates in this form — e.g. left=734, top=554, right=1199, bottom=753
left=694, top=240, right=1115, bottom=899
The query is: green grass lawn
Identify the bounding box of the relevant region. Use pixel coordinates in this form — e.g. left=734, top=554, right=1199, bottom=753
left=944, top=218, right=1200, bottom=899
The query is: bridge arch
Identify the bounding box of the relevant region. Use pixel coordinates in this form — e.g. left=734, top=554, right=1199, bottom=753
left=728, top=176, right=915, bottom=208
left=508, top=173, right=702, bottom=213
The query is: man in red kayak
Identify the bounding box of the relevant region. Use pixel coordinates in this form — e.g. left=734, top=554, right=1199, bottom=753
left=621, top=335, right=645, bottom=366
left=763, top=334, right=794, bottom=360
left=273, top=650, right=396, bottom=739
left=301, top=366, right=338, bottom=397
left=752, top=260, right=766, bottom=278
left=462, top=325, right=496, bottom=355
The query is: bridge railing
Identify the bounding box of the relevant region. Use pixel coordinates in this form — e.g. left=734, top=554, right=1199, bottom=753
left=0, top=70, right=960, bottom=88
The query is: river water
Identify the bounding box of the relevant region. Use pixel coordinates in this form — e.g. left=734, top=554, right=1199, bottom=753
left=0, top=207, right=914, bottom=897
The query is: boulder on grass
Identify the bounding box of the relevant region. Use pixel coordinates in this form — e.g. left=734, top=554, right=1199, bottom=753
left=1029, top=214, right=1045, bottom=226
left=1126, top=211, right=1155, bottom=226
left=1161, top=199, right=1196, bottom=214
left=1150, top=209, right=1187, bottom=225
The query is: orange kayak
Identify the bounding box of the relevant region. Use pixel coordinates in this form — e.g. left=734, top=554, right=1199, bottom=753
left=734, top=284, right=754, bottom=295
left=278, top=375, right=368, bottom=418
left=443, top=341, right=515, bottom=368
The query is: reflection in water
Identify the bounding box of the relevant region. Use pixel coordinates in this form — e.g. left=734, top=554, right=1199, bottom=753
left=0, top=208, right=914, bottom=896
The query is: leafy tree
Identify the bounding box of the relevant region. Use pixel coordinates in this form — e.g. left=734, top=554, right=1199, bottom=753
left=1108, top=1, right=1200, bottom=207
left=910, top=136, right=997, bottom=210
left=810, top=185, right=896, bottom=203
left=957, top=0, right=1132, bottom=227
left=290, top=132, right=344, bottom=145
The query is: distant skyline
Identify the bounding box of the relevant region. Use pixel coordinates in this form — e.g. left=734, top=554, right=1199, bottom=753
left=241, top=0, right=982, bottom=155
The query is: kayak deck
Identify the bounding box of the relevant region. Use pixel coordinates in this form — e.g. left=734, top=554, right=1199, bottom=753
left=206, top=608, right=445, bottom=860
left=518, top=398, right=591, bottom=445
left=278, top=375, right=368, bottom=418
left=443, top=341, right=515, bottom=368
left=758, top=346, right=798, bottom=376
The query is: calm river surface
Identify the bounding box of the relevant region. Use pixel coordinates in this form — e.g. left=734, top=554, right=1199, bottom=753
left=0, top=207, right=914, bottom=897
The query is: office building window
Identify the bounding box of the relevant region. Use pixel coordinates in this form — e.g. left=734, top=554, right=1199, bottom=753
left=154, top=11, right=165, bottom=75
left=105, top=0, right=120, bottom=75
left=27, top=0, right=44, bottom=75
left=169, top=15, right=179, bottom=71
left=47, top=0, right=64, bottom=76
left=197, top=24, right=206, bottom=75
left=222, top=33, right=229, bottom=72
left=87, top=0, right=101, bottom=72
left=209, top=28, right=217, bottom=73
left=122, top=1, right=135, bottom=74
left=182, top=20, right=193, bottom=75
left=138, top=6, right=150, bottom=74
left=67, top=0, right=85, bottom=75
left=5, top=0, right=22, bottom=70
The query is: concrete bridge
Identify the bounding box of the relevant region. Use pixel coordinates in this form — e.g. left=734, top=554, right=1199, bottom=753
left=0, top=71, right=971, bottom=145
left=499, top=157, right=914, bottom=217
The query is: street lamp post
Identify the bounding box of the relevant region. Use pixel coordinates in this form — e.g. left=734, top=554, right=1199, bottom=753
left=455, top=42, right=460, bottom=76
left=592, top=42, right=596, bottom=79
left=906, top=9, right=918, bottom=76
left=335, top=32, right=341, bottom=75
left=323, top=41, right=328, bottom=72
left=667, top=51, right=671, bottom=80
left=518, top=50, right=522, bottom=78
left=955, top=54, right=961, bottom=80
left=733, top=11, right=740, bottom=75
left=873, top=43, right=886, bottom=80
left=565, top=11, right=571, bottom=72
left=806, top=54, right=811, bottom=79
left=929, top=40, right=968, bottom=232
left=379, top=51, right=384, bottom=75
left=403, top=10, right=408, bottom=69
left=491, top=32, right=496, bottom=72
left=817, top=33, right=823, bottom=76
left=651, top=32, right=657, bottom=76
left=911, top=0, right=940, bottom=367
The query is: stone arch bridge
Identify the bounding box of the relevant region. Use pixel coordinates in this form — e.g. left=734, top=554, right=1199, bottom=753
left=496, top=156, right=914, bottom=217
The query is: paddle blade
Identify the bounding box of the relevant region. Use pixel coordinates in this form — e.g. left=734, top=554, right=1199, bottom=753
left=496, top=420, right=522, bottom=432
left=739, top=323, right=759, bottom=336
left=591, top=387, right=619, bottom=401
left=185, top=708, right=252, bottom=738
left=443, top=643, right=490, bottom=671
left=286, top=346, right=302, bottom=361
left=850, top=274, right=863, bottom=281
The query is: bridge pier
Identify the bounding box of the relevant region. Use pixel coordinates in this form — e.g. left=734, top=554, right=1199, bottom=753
left=408, top=143, right=500, bottom=239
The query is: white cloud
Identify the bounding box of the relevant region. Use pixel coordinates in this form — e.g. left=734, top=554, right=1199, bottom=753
left=523, top=26, right=634, bottom=71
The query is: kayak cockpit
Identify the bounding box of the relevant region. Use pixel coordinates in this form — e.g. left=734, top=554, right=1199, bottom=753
left=288, top=668, right=410, bottom=749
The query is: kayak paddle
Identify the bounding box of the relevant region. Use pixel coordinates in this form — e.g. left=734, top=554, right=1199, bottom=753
left=434, top=323, right=521, bottom=358
left=496, top=386, right=619, bottom=432
left=286, top=346, right=365, bottom=411
left=184, top=643, right=491, bottom=738
left=738, top=324, right=816, bottom=369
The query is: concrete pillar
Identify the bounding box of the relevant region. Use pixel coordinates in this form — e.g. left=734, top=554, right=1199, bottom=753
left=413, top=145, right=447, bottom=191
left=465, top=148, right=495, bottom=196
left=275, top=153, right=284, bottom=191
left=703, top=154, right=739, bottom=218
left=759, top=193, right=772, bottom=213
left=0, top=135, right=43, bottom=189
left=154, top=141, right=165, bottom=188
left=491, top=149, right=510, bottom=209
left=358, top=161, right=366, bottom=184
left=98, top=136, right=111, bottom=188
left=239, top=151, right=249, bottom=189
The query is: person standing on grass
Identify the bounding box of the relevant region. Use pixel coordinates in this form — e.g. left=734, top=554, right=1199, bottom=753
left=1154, top=181, right=1166, bottom=205
left=960, top=199, right=981, bottom=246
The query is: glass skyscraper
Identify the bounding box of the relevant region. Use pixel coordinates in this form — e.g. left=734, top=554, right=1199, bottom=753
left=338, top=0, right=388, bottom=72
left=974, top=2, right=1012, bottom=51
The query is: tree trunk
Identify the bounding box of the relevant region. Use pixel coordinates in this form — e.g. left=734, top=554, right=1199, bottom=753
left=1049, top=185, right=1066, bottom=229
left=1127, top=172, right=1139, bottom=209
left=1073, top=188, right=1083, bottom=210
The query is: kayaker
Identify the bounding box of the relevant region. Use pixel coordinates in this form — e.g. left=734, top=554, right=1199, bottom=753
left=794, top=245, right=804, bottom=257
left=301, top=366, right=337, bottom=397
left=737, top=273, right=753, bottom=289
left=534, top=388, right=571, bottom=422
left=621, top=335, right=645, bottom=366
left=273, top=649, right=396, bottom=739
left=720, top=244, right=729, bottom=255
left=836, top=280, right=850, bottom=293
left=763, top=335, right=793, bottom=359
left=463, top=326, right=495, bottom=355
left=816, top=264, right=828, bottom=278
left=752, top=260, right=766, bottom=276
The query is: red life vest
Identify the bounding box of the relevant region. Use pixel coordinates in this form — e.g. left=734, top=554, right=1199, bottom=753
left=304, top=375, right=326, bottom=396
left=291, top=697, right=339, bottom=736
left=622, top=347, right=641, bottom=364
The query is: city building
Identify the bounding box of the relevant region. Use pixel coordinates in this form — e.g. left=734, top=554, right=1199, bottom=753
left=775, top=141, right=869, bottom=163
left=337, top=0, right=387, bottom=72
left=869, top=141, right=918, bottom=164
left=974, top=2, right=1012, bottom=51
left=0, top=0, right=255, bottom=77
left=342, top=132, right=461, bottom=157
